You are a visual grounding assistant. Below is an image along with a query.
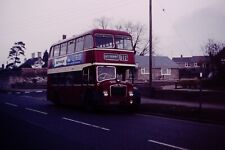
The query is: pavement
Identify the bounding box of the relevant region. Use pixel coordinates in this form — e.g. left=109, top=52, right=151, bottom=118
left=140, top=96, right=225, bottom=125
left=141, top=97, right=225, bottom=110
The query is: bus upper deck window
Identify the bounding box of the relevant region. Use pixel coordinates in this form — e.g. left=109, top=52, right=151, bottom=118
left=49, top=47, right=53, bottom=58
left=53, top=45, right=60, bottom=57
left=115, top=35, right=133, bottom=50
left=95, top=34, right=113, bottom=49
left=60, top=42, right=67, bottom=56
left=84, top=35, right=94, bottom=49
left=75, top=37, right=84, bottom=52
left=67, top=40, right=75, bottom=54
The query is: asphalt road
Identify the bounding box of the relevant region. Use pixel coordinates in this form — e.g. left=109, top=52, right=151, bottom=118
left=0, top=91, right=225, bottom=150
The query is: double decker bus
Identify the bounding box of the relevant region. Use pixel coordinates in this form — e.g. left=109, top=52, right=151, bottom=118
left=47, top=29, right=140, bottom=110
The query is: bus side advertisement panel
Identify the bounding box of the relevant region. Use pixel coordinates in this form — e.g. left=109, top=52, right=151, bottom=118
left=49, top=53, right=85, bottom=69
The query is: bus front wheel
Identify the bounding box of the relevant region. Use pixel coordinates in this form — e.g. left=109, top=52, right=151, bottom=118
left=82, top=91, right=95, bottom=112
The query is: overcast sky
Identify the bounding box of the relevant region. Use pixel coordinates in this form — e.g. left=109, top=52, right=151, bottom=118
left=1, top=0, right=225, bottom=65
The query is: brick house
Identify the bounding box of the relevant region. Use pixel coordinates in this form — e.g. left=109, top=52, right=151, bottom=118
left=172, top=55, right=210, bottom=68
left=135, top=55, right=179, bottom=82
left=0, top=53, right=47, bottom=89
left=172, top=55, right=210, bottom=78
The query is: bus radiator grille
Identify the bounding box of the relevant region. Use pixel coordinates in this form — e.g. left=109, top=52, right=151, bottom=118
left=110, top=86, right=126, bottom=97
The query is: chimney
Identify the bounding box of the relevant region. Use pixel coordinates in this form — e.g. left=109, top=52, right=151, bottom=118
left=62, top=34, right=66, bottom=40
left=32, top=53, right=35, bottom=58
left=37, top=52, right=42, bottom=58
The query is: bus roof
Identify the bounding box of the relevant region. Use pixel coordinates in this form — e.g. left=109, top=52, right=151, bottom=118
left=51, top=29, right=131, bottom=47
left=88, top=29, right=131, bottom=36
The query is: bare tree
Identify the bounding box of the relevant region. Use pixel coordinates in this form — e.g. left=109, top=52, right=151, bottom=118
left=139, top=37, right=158, bottom=56
left=114, top=21, right=154, bottom=55
left=202, top=39, right=224, bottom=57
left=93, top=16, right=111, bottom=29
left=202, top=39, right=225, bottom=80
left=139, top=41, right=149, bottom=56
left=124, top=22, right=144, bottom=50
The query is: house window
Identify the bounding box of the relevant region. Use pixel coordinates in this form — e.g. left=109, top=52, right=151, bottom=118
left=194, top=63, right=198, bottom=67
left=185, top=62, right=190, bottom=67
left=202, top=63, right=206, bottom=68
left=161, top=68, right=171, bottom=75
left=141, top=67, right=149, bottom=74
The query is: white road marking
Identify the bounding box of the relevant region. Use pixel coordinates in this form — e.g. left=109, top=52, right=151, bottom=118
left=62, top=117, right=110, bottom=131
left=35, top=90, right=43, bottom=93
left=25, top=91, right=30, bottom=94
left=20, top=95, right=46, bottom=101
left=5, top=102, right=18, bottom=107
left=135, top=113, right=152, bottom=117
left=148, top=139, right=188, bottom=150
left=25, top=108, right=48, bottom=115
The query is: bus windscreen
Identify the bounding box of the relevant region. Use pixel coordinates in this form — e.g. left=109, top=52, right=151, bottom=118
left=97, top=66, right=116, bottom=82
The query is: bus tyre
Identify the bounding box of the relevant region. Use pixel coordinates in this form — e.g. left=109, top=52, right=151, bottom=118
left=128, top=101, right=140, bottom=113
left=83, top=92, right=94, bottom=112
left=53, top=93, right=60, bottom=106
left=53, top=92, right=62, bottom=107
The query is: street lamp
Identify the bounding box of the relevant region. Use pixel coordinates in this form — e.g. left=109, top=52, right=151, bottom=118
left=149, top=0, right=152, bottom=88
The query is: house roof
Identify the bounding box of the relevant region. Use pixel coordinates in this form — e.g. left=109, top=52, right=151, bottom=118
left=172, top=57, right=191, bottom=63
left=19, top=57, right=46, bottom=68
left=172, top=56, right=210, bottom=63
left=135, top=55, right=179, bottom=69
left=19, top=58, right=39, bottom=68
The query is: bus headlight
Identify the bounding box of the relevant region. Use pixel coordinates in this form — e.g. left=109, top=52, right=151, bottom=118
left=128, top=91, right=134, bottom=97
left=103, top=91, right=108, bottom=97
left=129, top=100, right=133, bottom=104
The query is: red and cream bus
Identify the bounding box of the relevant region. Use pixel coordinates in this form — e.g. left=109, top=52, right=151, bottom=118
left=47, top=29, right=140, bottom=110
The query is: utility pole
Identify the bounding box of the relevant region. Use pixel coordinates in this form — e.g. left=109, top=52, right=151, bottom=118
left=149, top=0, right=152, bottom=88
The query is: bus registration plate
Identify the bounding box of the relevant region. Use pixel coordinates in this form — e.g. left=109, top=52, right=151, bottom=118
left=109, top=101, right=120, bottom=105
